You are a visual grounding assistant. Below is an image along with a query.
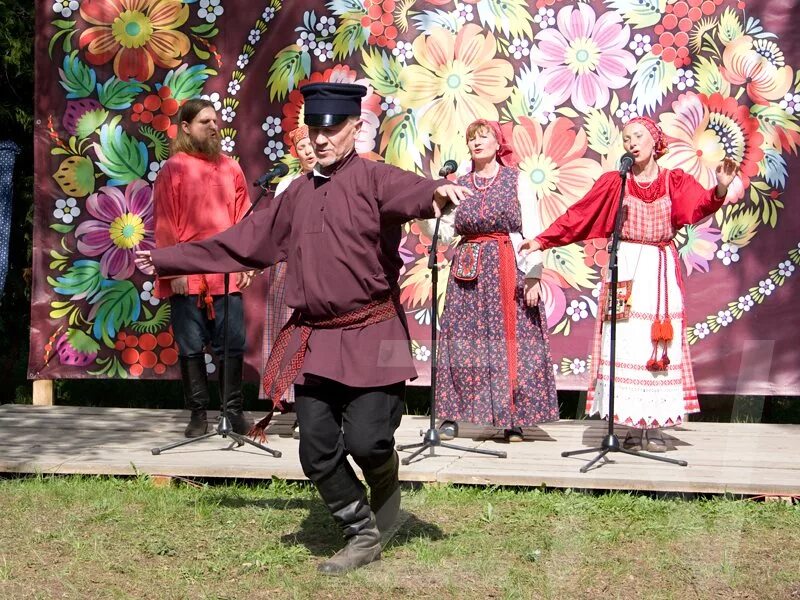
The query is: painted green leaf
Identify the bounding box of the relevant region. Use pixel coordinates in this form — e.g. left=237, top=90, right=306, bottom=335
left=267, top=45, right=306, bottom=101
left=139, top=126, right=169, bottom=162
left=131, top=303, right=171, bottom=333
left=631, top=53, right=676, bottom=115
left=89, top=279, right=142, bottom=346
left=361, top=48, right=402, bottom=96
left=50, top=223, right=75, bottom=234
left=59, top=51, right=96, bottom=99
left=97, top=77, right=147, bottom=110
left=332, top=20, right=367, bottom=60
left=477, top=0, right=534, bottom=38
left=544, top=244, right=598, bottom=290
left=47, top=259, right=104, bottom=301
left=380, top=111, right=424, bottom=173
left=163, top=64, right=216, bottom=101
left=75, top=108, right=109, bottom=139
left=93, top=116, right=148, bottom=186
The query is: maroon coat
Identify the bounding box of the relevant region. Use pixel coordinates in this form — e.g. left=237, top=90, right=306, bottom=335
left=151, top=152, right=440, bottom=388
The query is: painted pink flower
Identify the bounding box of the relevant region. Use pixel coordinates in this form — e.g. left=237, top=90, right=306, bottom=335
left=76, top=179, right=155, bottom=280
left=530, top=3, right=635, bottom=112
left=678, top=219, right=721, bottom=276
left=540, top=269, right=568, bottom=327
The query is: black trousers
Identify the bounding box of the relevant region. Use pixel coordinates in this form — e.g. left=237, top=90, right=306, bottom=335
left=295, top=379, right=405, bottom=485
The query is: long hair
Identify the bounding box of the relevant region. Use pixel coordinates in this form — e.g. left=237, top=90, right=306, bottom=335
left=171, top=98, right=216, bottom=156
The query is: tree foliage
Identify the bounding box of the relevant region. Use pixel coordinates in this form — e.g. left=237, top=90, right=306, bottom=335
left=0, top=0, right=34, bottom=401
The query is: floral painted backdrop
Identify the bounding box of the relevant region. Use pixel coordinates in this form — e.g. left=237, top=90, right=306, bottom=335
left=31, top=0, right=800, bottom=394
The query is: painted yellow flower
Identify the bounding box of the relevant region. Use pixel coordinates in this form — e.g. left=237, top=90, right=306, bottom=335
left=511, top=116, right=602, bottom=229
left=397, top=24, right=513, bottom=144
left=79, top=0, right=190, bottom=82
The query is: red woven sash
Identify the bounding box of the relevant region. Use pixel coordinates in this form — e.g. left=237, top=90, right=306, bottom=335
left=462, top=232, right=519, bottom=409
left=248, top=295, right=399, bottom=440
left=264, top=295, right=398, bottom=405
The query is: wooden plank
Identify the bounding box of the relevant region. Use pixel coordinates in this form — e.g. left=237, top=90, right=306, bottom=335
left=31, top=380, right=54, bottom=406
left=0, top=406, right=798, bottom=496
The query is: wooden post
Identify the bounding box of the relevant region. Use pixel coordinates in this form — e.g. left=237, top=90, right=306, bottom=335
left=32, top=380, right=54, bottom=406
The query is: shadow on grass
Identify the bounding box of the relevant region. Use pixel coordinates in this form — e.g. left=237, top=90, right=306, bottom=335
left=211, top=492, right=445, bottom=557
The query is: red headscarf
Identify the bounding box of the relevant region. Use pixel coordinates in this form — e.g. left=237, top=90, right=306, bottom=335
left=466, top=119, right=518, bottom=168
left=289, top=125, right=309, bottom=148
left=625, top=116, right=668, bottom=158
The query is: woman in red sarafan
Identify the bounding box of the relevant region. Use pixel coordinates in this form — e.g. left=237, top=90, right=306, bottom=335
left=521, top=117, right=739, bottom=452
left=427, top=119, right=559, bottom=443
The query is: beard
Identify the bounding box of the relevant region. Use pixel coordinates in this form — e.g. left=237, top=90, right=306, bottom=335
left=191, top=135, right=222, bottom=159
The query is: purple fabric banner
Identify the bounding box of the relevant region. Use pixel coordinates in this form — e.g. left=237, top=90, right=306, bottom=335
left=31, top=0, right=800, bottom=394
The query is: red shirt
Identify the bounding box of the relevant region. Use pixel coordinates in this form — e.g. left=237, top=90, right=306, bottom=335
left=153, top=152, right=250, bottom=298
left=535, top=169, right=725, bottom=250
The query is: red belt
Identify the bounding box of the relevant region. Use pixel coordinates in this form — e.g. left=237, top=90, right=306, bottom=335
left=462, top=232, right=518, bottom=409
left=624, top=239, right=674, bottom=371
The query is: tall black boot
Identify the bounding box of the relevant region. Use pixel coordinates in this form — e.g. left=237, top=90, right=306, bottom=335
left=315, top=462, right=382, bottom=575
left=218, top=356, right=252, bottom=435
left=180, top=357, right=209, bottom=438
left=362, top=450, right=400, bottom=535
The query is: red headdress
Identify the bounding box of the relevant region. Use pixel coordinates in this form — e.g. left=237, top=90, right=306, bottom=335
left=288, top=125, right=309, bottom=148
left=625, top=116, right=668, bottom=158
left=466, top=119, right=518, bottom=168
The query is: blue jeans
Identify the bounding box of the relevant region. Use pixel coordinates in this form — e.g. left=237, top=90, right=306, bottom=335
left=169, top=293, right=246, bottom=359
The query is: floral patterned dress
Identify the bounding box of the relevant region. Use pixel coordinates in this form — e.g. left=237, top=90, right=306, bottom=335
left=435, top=165, right=559, bottom=428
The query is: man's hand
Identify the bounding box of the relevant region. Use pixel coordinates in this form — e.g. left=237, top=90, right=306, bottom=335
left=432, top=184, right=472, bottom=217
left=518, top=238, right=541, bottom=255
left=170, top=276, right=189, bottom=295
left=524, top=278, right=542, bottom=308
left=236, top=270, right=255, bottom=290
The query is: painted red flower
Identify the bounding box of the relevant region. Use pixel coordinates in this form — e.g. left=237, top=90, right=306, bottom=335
left=281, top=65, right=383, bottom=159
left=79, top=0, right=190, bottom=83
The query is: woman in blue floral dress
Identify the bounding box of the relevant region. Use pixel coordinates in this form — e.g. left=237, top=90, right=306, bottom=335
left=429, top=120, right=559, bottom=442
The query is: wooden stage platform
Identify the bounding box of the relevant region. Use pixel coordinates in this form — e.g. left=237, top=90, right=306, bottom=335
left=1, top=404, right=798, bottom=496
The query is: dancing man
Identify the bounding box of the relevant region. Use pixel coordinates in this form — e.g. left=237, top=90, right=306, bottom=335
left=137, top=83, right=468, bottom=574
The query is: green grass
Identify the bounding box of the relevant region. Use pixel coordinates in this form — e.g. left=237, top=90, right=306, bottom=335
left=0, top=476, right=798, bottom=599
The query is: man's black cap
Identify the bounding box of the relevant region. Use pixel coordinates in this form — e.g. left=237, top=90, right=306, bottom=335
left=301, top=82, right=367, bottom=127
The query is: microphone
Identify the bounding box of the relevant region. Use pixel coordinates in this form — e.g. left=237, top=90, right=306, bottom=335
left=253, top=162, right=289, bottom=187
left=618, top=152, right=635, bottom=176
left=438, top=159, right=458, bottom=177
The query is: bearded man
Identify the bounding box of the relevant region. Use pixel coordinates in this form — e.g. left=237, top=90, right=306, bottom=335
left=153, top=98, right=254, bottom=438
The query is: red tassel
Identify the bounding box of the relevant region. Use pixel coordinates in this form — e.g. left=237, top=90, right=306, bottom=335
left=650, top=320, right=661, bottom=342
left=660, top=319, right=673, bottom=342
left=646, top=359, right=658, bottom=371
left=247, top=412, right=274, bottom=444
left=660, top=347, right=670, bottom=369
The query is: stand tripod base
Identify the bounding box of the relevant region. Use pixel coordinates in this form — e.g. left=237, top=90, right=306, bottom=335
left=397, top=427, right=507, bottom=465
left=562, top=433, right=687, bottom=473
left=151, top=416, right=282, bottom=457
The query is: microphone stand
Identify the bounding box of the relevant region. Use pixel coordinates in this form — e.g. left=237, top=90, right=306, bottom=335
left=151, top=181, right=282, bottom=457
left=560, top=169, right=687, bottom=472
left=397, top=215, right=507, bottom=464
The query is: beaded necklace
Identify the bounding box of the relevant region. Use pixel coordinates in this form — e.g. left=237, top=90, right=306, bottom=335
left=472, top=162, right=501, bottom=216
left=629, top=168, right=664, bottom=202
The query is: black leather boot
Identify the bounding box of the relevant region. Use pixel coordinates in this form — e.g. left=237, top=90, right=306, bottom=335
left=362, top=450, right=400, bottom=535
left=180, top=357, right=209, bottom=438
left=218, top=356, right=252, bottom=435
left=315, top=463, right=382, bottom=575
